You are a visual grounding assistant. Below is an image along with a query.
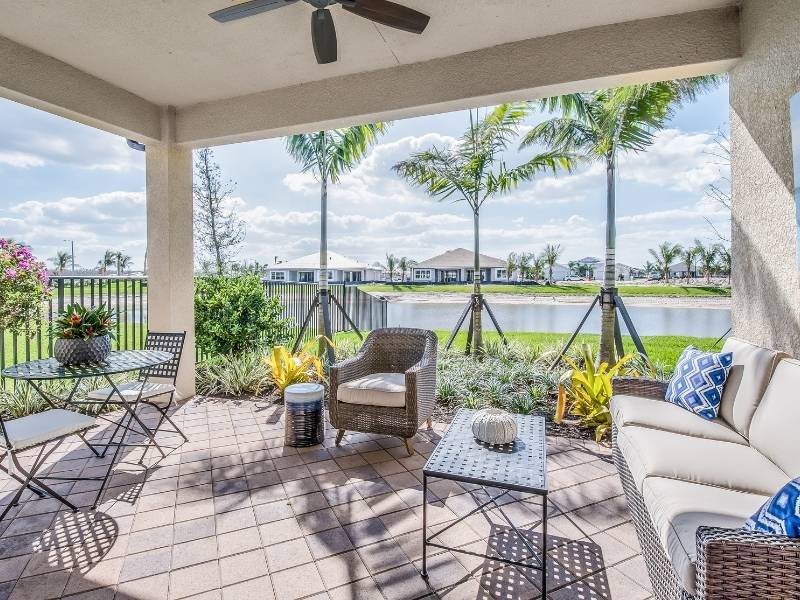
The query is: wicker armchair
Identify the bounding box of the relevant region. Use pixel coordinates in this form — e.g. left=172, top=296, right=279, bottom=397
left=329, top=328, right=437, bottom=455
left=612, top=376, right=800, bottom=600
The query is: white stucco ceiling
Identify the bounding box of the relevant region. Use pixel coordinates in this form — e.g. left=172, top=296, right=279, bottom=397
left=0, top=0, right=737, bottom=107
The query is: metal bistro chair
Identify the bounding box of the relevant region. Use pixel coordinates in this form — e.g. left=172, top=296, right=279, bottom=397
left=0, top=407, right=96, bottom=520
left=87, top=331, right=187, bottom=455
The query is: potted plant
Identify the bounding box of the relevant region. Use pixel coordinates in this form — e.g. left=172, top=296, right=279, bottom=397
left=0, top=239, right=50, bottom=336
left=51, top=303, right=116, bottom=365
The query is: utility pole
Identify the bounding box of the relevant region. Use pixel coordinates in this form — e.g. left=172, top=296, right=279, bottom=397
left=63, top=239, right=75, bottom=273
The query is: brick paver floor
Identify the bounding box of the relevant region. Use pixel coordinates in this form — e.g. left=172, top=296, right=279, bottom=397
left=0, top=397, right=653, bottom=599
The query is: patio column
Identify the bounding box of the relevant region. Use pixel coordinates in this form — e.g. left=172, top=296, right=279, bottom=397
left=729, top=0, right=800, bottom=356
left=146, top=107, right=195, bottom=397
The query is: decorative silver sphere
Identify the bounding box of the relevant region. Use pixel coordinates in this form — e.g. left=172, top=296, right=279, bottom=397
left=471, top=408, right=517, bottom=445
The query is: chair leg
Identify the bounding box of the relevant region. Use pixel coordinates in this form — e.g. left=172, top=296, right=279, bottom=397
left=335, top=430, right=345, bottom=446
left=426, top=418, right=433, bottom=430
left=404, top=438, right=414, bottom=456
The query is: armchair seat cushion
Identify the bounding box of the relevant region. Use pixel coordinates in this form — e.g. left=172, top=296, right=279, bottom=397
left=616, top=425, right=790, bottom=496
left=611, top=395, right=747, bottom=444
left=641, top=476, right=769, bottom=595
left=337, top=373, right=406, bottom=408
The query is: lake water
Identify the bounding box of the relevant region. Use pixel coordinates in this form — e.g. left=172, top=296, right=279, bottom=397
left=387, top=301, right=731, bottom=338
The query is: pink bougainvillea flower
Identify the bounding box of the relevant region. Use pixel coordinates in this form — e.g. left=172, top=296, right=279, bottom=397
left=4, top=268, right=18, bottom=280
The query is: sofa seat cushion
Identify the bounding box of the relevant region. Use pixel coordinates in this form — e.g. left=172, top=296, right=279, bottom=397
left=615, top=425, right=790, bottom=496
left=641, top=476, right=769, bottom=595
left=337, top=373, right=406, bottom=408
left=611, top=395, right=747, bottom=445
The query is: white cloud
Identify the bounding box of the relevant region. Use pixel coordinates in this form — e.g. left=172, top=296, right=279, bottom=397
left=618, top=129, right=727, bottom=192
left=0, top=151, right=45, bottom=168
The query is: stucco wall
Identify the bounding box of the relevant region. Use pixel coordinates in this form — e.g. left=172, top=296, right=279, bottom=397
left=730, top=0, right=800, bottom=356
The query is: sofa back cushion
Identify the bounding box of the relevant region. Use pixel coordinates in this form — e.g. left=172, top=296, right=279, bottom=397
left=749, top=358, right=800, bottom=478
left=718, top=337, right=786, bottom=437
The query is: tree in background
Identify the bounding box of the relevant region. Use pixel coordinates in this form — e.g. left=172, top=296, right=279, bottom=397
left=694, top=240, right=719, bottom=283
left=542, top=243, right=563, bottom=283
left=704, top=129, right=731, bottom=243
left=649, top=242, right=683, bottom=283
left=531, top=253, right=546, bottom=281
left=114, top=252, right=132, bottom=275
left=715, top=244, right=731, bottom=284
left=517, top=252, right=532, bottom=281
left=522, top=76, right=720, bottom=363
left=397, top=256, right=415, bottom=282
left=97, top=249, right=115, bottom=275
left=394, top=103, right=573, bottom=354
left=51, top=251, right=69, bottom=275
left=286, top=125, right=389, bottom=346
left=384, top=253, right=398, bottom=282
left=193, top=148, right=245, bottom=275
left=680, top=245, right=699, bottom=282
left=505, top=252, right=517, bottom=282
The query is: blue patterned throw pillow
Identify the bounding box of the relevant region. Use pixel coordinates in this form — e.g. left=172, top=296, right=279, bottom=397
left=665, top=346, right=733, bottom=420
left=745, top=478, right=800, bottom=537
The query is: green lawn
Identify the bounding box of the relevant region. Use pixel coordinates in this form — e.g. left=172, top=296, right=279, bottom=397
left=359, top=283, right=730, bottom=297
left=335, top=330, right=720, bottom=372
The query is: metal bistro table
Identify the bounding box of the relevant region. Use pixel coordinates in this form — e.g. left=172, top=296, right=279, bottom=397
left=421, top=408, right=548, bottom=597
left=1, top=350, right=173, bottom=508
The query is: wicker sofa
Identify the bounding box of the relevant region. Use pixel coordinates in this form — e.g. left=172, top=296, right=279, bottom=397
left=329, top=328, right=437, bottom=455
left=611, top=337, right=800, bottom=599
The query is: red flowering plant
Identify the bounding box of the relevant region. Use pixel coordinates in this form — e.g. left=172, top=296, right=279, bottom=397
left=50, top=303, right=116, bottom=340
left=0, top=239, right=51, bottom=336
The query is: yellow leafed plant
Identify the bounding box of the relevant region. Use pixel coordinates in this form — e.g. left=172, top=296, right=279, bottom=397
left=555, top=344, right=634, bottom=442
left=263, top=338, right=328, bottom=396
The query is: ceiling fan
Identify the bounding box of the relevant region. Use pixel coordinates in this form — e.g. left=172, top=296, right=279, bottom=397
left=209, top=0, right=430, bottom=65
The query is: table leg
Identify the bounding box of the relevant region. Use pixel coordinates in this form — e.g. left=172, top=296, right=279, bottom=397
left=541, top=493, right=548, bottom=598
left=421, top=473, right=428, bottom=578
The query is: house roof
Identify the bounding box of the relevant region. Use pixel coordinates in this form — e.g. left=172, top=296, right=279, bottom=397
left=414, top=248, right=505, bottom=269
left=575, top=256, right=601, bottom=265
left=268, top=251, right=373, bottom=271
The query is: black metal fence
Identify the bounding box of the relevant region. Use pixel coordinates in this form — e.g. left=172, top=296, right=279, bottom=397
left=2, top=277, right=387, bottom=384
left=263, top=281, right=388, bottom=347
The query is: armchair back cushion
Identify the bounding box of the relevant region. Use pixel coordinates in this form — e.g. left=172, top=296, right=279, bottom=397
left=718, top=337, right=786, bottom=438
left=749, top=358, right=800, bottom=479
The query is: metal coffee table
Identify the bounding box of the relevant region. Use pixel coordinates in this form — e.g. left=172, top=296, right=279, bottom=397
left=421, top=408, right=548, bottom=596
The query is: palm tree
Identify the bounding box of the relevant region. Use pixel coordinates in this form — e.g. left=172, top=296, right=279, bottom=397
left=522, top=76, right=721, bottom=363
left=695, top=240, right=718, bottom=284
left=542, top=243, right=562, bottom=283
left=397, top=256, right=415, bottom=282
left=505, top=252, right=517, bottom=282
left=114, top=252, right=132, bottom=275
left=394, top=103, right=573, bottom=354
left=97, top=249, right=115, bottom=275
left=649, top=242, right=683, bottom=283
left=384, top=253, right=398, bottom=282
left=531, top=253, right=546, bottom=281
left=517, top=252, right=532, bottom=281
left=681, top=245, right=699, bottom=282
left=285, top=124, right=389, bottom=342
left=642, top=260, right=658, bottom=278
left=51, top=251, right=69, bottom=275
left=715, top=244, right=732, bottom=284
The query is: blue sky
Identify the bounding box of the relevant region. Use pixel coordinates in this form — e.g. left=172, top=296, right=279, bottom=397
left=0, top=81, right=731, bottom=272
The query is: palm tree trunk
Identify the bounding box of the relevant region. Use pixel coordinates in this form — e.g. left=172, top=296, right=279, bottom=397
left=599, top=153, right=616, bottom=364
left=472, top=208, right=483, bottom=355
left=318, top=175, right=328, bottom=343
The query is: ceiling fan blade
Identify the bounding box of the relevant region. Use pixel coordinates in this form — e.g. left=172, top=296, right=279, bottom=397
left=340, top=0, right=429, bottom=34
left=209, top=0, right=297, bottom=23
left=311, top=9, right=338, bottom=64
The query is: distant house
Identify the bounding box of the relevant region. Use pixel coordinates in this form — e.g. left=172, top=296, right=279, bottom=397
left=548, top=263, right=571, bottom=281
left=411, top=248, right=506, bottom=283
left=592, top=262, right=642, bottom=281
left=266, top=251, right=381, bottom=283
left=667, top=261, right=699, bottom=280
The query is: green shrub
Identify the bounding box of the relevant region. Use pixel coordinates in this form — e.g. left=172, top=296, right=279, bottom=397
left=196, top=352, right=270, bottom=397
left=195, top=274, right=291, bottom=356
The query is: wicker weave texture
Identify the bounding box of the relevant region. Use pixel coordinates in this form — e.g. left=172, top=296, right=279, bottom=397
left=613, top=377, right=669, bottom=400
left=613, top=422, right=800, bottom=599
left=329, top=328, right=437, bottom=440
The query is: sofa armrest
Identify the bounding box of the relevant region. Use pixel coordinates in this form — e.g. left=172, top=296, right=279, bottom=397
left=612, top=376, right=668, bottom=400
left=696, top=526, right=800, bottom=599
